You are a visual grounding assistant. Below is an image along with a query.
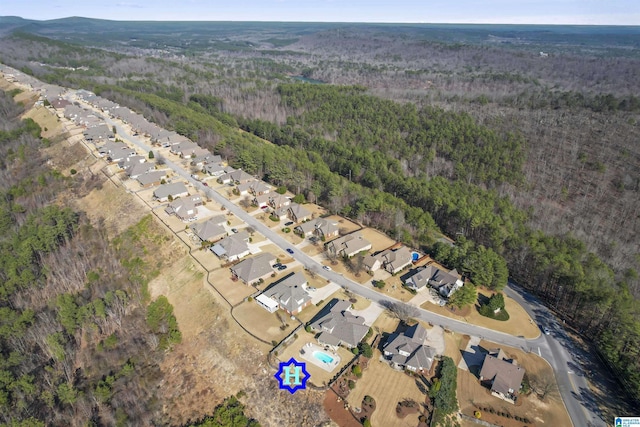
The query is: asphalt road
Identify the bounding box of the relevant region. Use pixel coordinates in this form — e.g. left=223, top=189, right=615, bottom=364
left=72, top=91, right=606, bottom=427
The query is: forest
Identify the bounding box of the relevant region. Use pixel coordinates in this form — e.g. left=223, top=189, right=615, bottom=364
left=0, top=18, right=639, bottom=419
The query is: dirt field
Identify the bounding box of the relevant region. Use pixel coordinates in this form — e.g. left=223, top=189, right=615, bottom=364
left=347, top=349, right=427, bottom=427
left=421, top=288, right=540, bottom=338
left=455, top=337, right=572, bottom=427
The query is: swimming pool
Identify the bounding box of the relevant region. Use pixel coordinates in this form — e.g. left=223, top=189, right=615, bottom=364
left=412, top=252, right=420, bottom=261
left=313, top=350, right=334, bottom=364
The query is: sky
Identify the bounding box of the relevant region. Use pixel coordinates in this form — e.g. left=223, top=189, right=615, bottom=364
left=1, top=0, right=639, bottom=25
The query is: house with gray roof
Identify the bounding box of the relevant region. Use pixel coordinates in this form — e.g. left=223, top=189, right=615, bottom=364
left=203, top=162, right=227, bottom=176
left=190, top=216, right=227, bottom=242
left=326, top=232, right=372, bottom=258
left=98, top=141, right=128, bottom=156
left=237, top=180, right=271, bottom=196
left=429, top=268, right=463, bottom=298
left=211, top=232, right=251, bottom=262
left=268, top=193, right=291, bottom=209
left=107, top=147, right=137, bottom=163
left=273, top=206, right=290, bottom=221
left=479, top=349, right=526, bottom=404
left=137, top=170, right=166, bottom=188
left=125, top=161, right=154, bottom=179
left=259, top=272, right=312, bottom=315
left=295, top=218, right=339, bottom=240
left=164, top=195, right=202, bottom=222
left=287, top=203, right=311, bottom=223
left=170, top=140, right=199, bottom=157
left=230, top=252, right=276, bottom=285
left=191, top=152, right=221, bottom=168
left=254, top=194, right=271, bottom=208
left=380, top=246, right=413, bottom=274
left=383, top=323, right=437, bottom=373
left=309, top=299, right=369, bottom=349
left=218, top=169, right=253, bottom=185
left=83, top=124, right=113, bottom=142
left=153, top=182, right=189, bottom=202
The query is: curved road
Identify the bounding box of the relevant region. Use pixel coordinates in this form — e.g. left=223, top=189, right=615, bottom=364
left=73, top=91, right=605, bottom=427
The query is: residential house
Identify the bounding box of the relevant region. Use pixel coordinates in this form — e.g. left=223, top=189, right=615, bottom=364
left=125, top=162, right=155, bottom=179
left=287, top=203, right=311, bottom=223
left=164, top=195, right=202, bottom=222
left=379, top=246, right=413, bottom=274
left=383, top=323, right=437, bottom=373
left=218, top=169, right=253, bottom=185
left=137, top=170, right=167, bottom=188
left=211, top=232, right=251, bottom=262
left=230, top=252, right=277, bottom=285
left=50, top=98, right=71, bottom=110
left=253, top=194, right=271, bottom=208
left=429, top=268, right=464, bottom=298
left=153, top=182, right=189, bottom=202
left=273, top=206, right=290, bottom=221
left=268, top=194, right=291, bottom=210
left=326, top=233, right=372, bottom=258
left=191, top=152, right=221, bottom=168
left=237, top=180, right=271, bottom=196
left=308, top=299, right=369, bottom=349
left=190, top=216, right=227, bottom=242
left=118, top=155, right=146, bottom=169
left=98, top=141, right=128, bottom=156
left=107, top=147, right=136, bottom=163
left=204, top=163, right=226, bottom=176
left=363, top=253, right=383, bottom=272
left=83, top=124, right=113, bottom=142
left=479, top=349, right=526, bottom=404
left=258, top=272, right=312, bottom=315
left=295, top=218, right=339, bottom=240
left=170, top=140, right=199, bottom=157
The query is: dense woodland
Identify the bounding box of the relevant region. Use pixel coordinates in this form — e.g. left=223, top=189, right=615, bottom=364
left=0, top=18, right=639, bottom=417
left=0, top=90, right=190, bottom=425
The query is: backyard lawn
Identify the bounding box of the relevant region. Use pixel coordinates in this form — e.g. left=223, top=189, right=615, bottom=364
left=232, top=301, right=298, bottom=344
left=347, top=349, right=427, bottom=427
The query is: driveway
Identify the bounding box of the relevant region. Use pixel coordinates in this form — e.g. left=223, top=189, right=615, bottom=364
left=309, top=282, right=340, bottom=305
left=351, top=302, right=385, bottom=325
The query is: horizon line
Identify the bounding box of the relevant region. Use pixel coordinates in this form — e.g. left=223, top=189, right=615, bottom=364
left=2, top=15, right=640, bottom=27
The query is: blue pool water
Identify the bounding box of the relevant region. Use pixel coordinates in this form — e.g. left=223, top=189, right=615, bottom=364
left=412, top=252, right=420, bottom=261
left=313, top=350, right=334, bottom=364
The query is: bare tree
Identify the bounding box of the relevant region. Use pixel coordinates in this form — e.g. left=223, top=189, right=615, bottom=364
left=380, top=301, right=420, bottom=322
left=531, top=374, right=558, bottom=401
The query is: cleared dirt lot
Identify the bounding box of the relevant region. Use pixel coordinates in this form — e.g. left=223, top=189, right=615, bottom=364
left=358, top=227, right=397, bottom=252
left=347, top=350, right=427, bottom=427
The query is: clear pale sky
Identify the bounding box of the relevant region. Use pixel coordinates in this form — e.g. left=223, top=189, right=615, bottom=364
left=1, top=0, right=639, bottom=25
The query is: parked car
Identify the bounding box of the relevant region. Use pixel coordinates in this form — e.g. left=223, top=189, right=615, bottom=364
left=284, top=221, right=294, bottom=226
left=323, top=265, right=332, bottom=271
left=231, top=228, right=238, bottom=233
left=203, top=182, right=208, bottom=186
left=273, top=263, right=282, bottom=268
left=261, top=205, right=269, bottom=210
left=307, top=287, right=317, bottom=292
left=278, top=265, right=288, bottom=271
left=542, top=326, right=551, bottom=335
left=286, top=248, right=294, bottom=254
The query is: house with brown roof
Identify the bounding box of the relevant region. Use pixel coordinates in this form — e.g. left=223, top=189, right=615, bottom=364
left=308, top=299, right=369, bottom=349
left=383, top=323, right=437, bottom=373
left=326, top=232, right=372, bottom=258
left=479, top=349, right=526, bottom=404
left=230, top=253, right=277, bottom=285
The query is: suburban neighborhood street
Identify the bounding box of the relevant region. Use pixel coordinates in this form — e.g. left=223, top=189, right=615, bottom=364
left=72, top=91, right=605, bottom=427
